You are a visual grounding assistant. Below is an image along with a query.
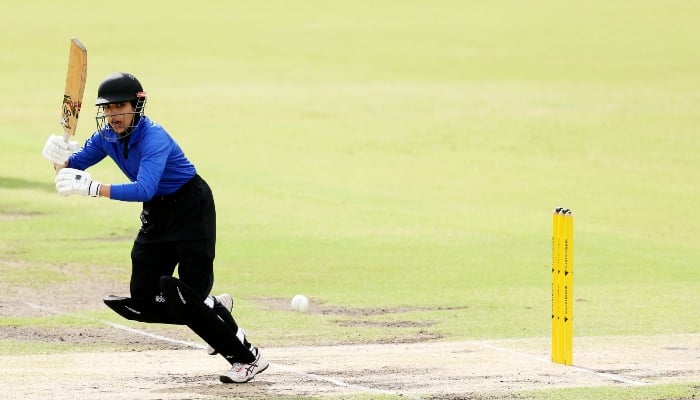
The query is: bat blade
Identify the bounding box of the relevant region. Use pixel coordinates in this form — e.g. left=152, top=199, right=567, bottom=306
left=60, top=38, right=87, bottom=138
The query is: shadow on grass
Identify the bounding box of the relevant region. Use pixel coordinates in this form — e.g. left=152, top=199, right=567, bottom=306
left=0, top=176, right=54, bottom=193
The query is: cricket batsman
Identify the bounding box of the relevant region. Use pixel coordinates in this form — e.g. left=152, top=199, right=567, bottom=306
left=41, top=72, right=268, bottom=383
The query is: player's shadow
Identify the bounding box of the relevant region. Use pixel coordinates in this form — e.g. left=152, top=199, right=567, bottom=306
left=0, top=176, right=54, bottom=192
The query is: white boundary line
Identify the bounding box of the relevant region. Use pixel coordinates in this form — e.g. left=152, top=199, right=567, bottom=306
left=25, top=302, right=419, bottom=399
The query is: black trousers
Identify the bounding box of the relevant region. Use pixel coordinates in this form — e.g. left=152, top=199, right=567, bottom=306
left=130, top=174, right=217, bottom=323
left=104, top=175, right=256, bottom=363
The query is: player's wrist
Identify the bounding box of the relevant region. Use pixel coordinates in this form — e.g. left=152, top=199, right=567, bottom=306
left=88, top=181, right=101, bottom=197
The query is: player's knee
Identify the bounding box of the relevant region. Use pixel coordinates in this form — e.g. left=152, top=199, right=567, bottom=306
left=159, top=276, right=189, bottom=305
left=159, top=276, right=202, bottom=319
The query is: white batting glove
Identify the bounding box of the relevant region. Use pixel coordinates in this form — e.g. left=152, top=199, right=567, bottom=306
left=42, top=134, right=80, bottom=165
left=55, top=168, right=101, bottom=197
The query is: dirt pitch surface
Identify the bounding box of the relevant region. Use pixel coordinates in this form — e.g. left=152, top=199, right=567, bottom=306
left=2, top=328, right=699, bottom=400
left=0, top=270, right=698, bottom=400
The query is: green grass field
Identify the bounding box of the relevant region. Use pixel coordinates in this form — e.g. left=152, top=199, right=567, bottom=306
left=1, top=1, right=699, bottom=399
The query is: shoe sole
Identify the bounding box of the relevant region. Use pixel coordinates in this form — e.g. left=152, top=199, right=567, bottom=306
left=219, top=363, right=269, bottom=384
left=217, top=295, right=233, bottom=312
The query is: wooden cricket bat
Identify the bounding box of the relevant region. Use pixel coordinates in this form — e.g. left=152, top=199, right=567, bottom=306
left=60, top=38, right=87, bottom=140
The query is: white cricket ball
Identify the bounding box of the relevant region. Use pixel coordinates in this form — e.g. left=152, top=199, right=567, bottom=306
left=291, top=294, right=309, bottom=312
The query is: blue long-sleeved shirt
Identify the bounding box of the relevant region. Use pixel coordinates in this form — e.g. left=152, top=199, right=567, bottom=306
left=68, top=116, right=196, bottom=202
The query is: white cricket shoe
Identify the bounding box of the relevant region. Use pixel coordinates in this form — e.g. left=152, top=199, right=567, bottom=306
left=219, top=348, right=269, bottom=383
left=206, top=294, right=234, bottom=355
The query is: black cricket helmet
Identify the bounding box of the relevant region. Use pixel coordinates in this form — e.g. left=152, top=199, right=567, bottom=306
left=95, top=72, right=147, bottom=141
left=95, top=72, right=146, bottom=106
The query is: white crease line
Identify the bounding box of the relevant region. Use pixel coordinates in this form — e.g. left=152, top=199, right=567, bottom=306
left=568, top=365, right=647, bottom=387
left=104, top=320, right=207, bottom=349
left=26, top=302, right=205, bottom=349
left=270, top=363, right=419, bottom=399
left=24, top=302, right=420, bottom=399
left=473, top=341, right=646, bottom=387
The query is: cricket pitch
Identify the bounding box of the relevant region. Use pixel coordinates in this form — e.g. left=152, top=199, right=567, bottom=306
left=2, top=333, right=699, bottom=399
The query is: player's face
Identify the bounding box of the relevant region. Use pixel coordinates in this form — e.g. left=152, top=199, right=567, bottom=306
left=101, top=102, right=135, bottom=134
